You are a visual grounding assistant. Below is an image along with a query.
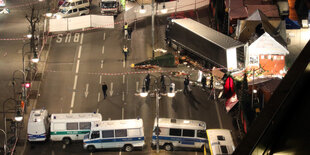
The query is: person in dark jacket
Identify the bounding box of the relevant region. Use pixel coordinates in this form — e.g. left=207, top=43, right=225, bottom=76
left=201, top=75, right=206, bottom=90
left=183, top=76, right=190, bottom=94
left=145, top=74, right=150, bottom=91
left=102, top=82, right=108, bottom=99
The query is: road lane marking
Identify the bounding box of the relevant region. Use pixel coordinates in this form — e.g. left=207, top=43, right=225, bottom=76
left=80, top=32, right=84, bottom=44
left=62, top=144, right=66, bottom=149
left=98, top=92, right=100, bottom=102
left=123, top=60, right=125, bottom=68
left=215, top=101, right=223, bottom=128
left=123, top=75, right=125, bottom=84
left=69, top=109, right=72, bottom=114
left=78, top=45, right=82, bottom=58
left=76, top=60, right=80, bottom=73
left=85, top=83, right=89, bottom=98
left=73, top=75, right=78, bottom=90
left=122, top=107, right=124, bottom=120
left=109, top=82, right=114, bottom=96
left=122, top=91, right=124, bottom=101
left=70, top=92, right=76, bottom=108
left=103, top=32, right=106, bottom=40
left=96, top=108, right=99, bottom=113
left=102, top=45, right=105, bottom=54
left=101, top=60, right=104, bottom=69
left=119, top=150, right=122, bottom=155
left=136, top=82, right=139, bottom=92
left=99, top=75, right=102, bottom=84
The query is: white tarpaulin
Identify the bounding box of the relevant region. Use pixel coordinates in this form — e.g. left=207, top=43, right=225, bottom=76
left=249, top=32, right=289, bottom=56
left=49, top=15, right=114, bottom=32
left=124, top=0, right=209, bottom=23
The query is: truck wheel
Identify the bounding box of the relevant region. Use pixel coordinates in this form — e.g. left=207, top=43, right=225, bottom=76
left=87, top=145, right=96, bottom=152
left=164, top=143, right=173, bottom=151
left=62, top=137, right=71, bottom=145
left=124, top=144, right=133, bottom=152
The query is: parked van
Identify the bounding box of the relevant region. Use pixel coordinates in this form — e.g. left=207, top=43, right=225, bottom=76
left=151, top=118, right=207, bottom=151
left=206, top=129, right=235, bottom=155
left=55, top=7, right=89, bottom=18
left=83, top=118, right=145, bottom=152
left=59, top=0, right=90, bottom=10
left=50, top=113, right=102, bottom=144
left=27, top=109, right=49, bottom=142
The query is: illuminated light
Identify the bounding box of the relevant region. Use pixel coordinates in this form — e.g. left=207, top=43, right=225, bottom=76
left=32, top=53, right=39, bottom=63
left=56, top=15, right=62, bottom=19
left=268, top=55, right=271, bottom=59
left=140, top=92, right=148, bottom=97
left=184, top=120, right=190, bottom=123
left=161, top=4, right=167, bottom=14
left=27, top=34, right=32, bottom=39
left=15, top=110, right=23, bottom=122
left=167, top=92, right=175, bottom=97
left=281, top=56, right=284, bottom=60
left=274, top=56, right=277, bottom=60
left=253, top=89, right=257, bottom=94
left=46, top=13, right=52, bottom=17
left=25, top=83, right=31, bottom=88
left=261, top=55, right=264, bottom=59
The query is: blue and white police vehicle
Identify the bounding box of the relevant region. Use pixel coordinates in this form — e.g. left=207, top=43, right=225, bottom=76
left=27, top=109, right=49, bottom=142
left=151, top=118, right=207, bottom=151
left=83, top=118, right=145, bottom=152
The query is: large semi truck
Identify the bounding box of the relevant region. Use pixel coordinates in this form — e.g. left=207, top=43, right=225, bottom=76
left=166, top=18, right=245, bottom=71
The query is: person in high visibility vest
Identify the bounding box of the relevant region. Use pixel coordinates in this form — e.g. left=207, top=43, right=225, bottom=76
left=123, top=45, right=129, bottom=61
left=123, top=22, right=128, bottom=39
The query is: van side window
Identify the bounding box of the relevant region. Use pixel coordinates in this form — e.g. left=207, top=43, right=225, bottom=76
left=91, top=131, right=100, bottom=139
left=102, top=130, right=114, bottom=138
left=128, top=128, right=140, bottom=137
left=53, top=123, right=66, bottom=131
left=79, top=8, right=87, bottom=11
left=68, top=10, right=72, bottom=14
left=70, top=2, right=75, bottom=6
left=83, top=0, right=88, bottom=3
left=115, top=129, right=127, bottom=137
left=66, top=122, right=78, bottom=130
left=73, top=8, right=78, bottom=12
left=182, top=129, right=195, bottom=137
left=169, top=128, right=181, bottom=136
left=197, top=130, right=206, bottom=138
left=220, top=145, right=228, bottom=153
left=76, top=1, right=82, bottom=5
left=79, top=122, right=91, bottom=130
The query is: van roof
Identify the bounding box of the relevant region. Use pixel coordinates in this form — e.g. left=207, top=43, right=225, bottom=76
left=51, top=113, right=102, bottom=123
left=92, top=119, right=143, bottom=130
left=155, top=118, right=206, bottom=130
left=28, top=109, right=48, bottom=123
left=207, top=129, right=235, bottom=147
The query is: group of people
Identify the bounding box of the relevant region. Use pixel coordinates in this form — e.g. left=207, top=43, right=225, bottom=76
left=122, top=22, right=133, bottom=61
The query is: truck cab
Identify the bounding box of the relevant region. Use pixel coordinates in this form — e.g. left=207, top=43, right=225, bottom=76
left=99, top=0, right=120, bottom=16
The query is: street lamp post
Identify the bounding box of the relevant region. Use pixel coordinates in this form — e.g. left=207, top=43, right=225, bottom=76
left=155, top=90, right=160, bottom=153
left=0, top=129, right=7, bottom=155
left=2, top=98, right=18, bottom=136
left=151, top=0, right=155, bottom=59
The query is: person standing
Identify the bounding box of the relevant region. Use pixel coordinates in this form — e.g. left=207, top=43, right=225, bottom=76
left=160, top=74, right=166, bottom=90
left=183, top=76, right=190, bottom=94
left=123, top=46, right=129, bottom=61
left=145, top=74, right=150, bottom=92
left=102, top=82, right=108, bottom=99
left=123, top=22, right=128, bottom=39
left=210, top=74, right=214, bottom=89
left=127, top=26, right=132, bottom=40
left=201, top=75, right=206, bottom=90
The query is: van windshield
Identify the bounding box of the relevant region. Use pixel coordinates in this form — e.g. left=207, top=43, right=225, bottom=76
left=101, top=2, right=116, bottom=8
left=59, top=8, right=67, bottom=14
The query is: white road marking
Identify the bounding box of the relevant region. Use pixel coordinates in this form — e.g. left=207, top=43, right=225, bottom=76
left=99, top=75, right=102, bottom=84
left=98, top=92, right=101, bottom=102
left=62, top=144, right=66, bottom=149
left=69, top=109, right=72, bottom=114
left=80, top=33, right=84, bottom=44
left=78, top=45, right=82, bottom=58
left=96, top=108, right=99, bottom=113
left=109, top=82, right=114, bottom=96
left=122, top=107, right=124, bottom=120
left=102, top=45, right=105, bottom=54
left=70, top=92, right=76, bottom=108
left=122, top=91, right=125, bottom=101
left=76, top=60, right=80, bottom=73
left=103, top=32, right=106, bottom=40
left=73, top=75, right=78, bottom=90
left=136, top=81, right=139, bottom=92
left=123, top=60, right=125, bottom=68
left=215, top=101, right=223, bottom=128
left=101, top=60, right=103, bottom=69
left=119, top=150, right=122, bottom=155
left=123, top=75, right=125, bottom=84
left=85, top=83, right=89, bottom=98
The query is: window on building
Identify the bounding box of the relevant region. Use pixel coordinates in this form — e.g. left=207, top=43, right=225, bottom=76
left=102, top=130, right=114, bottom=138
left=115, top=129, right=127, bottom=137
left=169, top=128, right=181, bottom=136
left=66, top=122, right=78, bottom=130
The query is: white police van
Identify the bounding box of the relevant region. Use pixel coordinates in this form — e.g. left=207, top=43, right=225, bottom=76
left=83, top=118, right=145, bottom=152
left=206, top=129, right=235, bottom=155
left=50, top=113, right=102, bottom=144
left=27, top=109, right=49, bottom=142
left=151, top=118, right=207, bottom=151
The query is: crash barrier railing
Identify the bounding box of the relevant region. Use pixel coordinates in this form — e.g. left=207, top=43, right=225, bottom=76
left=49, top=15, right=114, bottom=32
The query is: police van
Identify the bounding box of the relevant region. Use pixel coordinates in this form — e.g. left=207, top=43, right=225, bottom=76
left=27, top=109, right=49, bottom=142
left=206, top=129, right=235, bottom=155
left=60, top=0, right=90, bottom=10
left=83, top=118, right=145, bottom=152
left=151, top=118, right=207, bottom=151
left=50, top=113, right=102, bottom=144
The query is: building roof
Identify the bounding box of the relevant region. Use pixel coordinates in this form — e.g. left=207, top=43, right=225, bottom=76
left=247, top=5, right=280, bottom=18
left=172, top=18, right=244, bottom=50
left=225, top=0, right=248, bottom=20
